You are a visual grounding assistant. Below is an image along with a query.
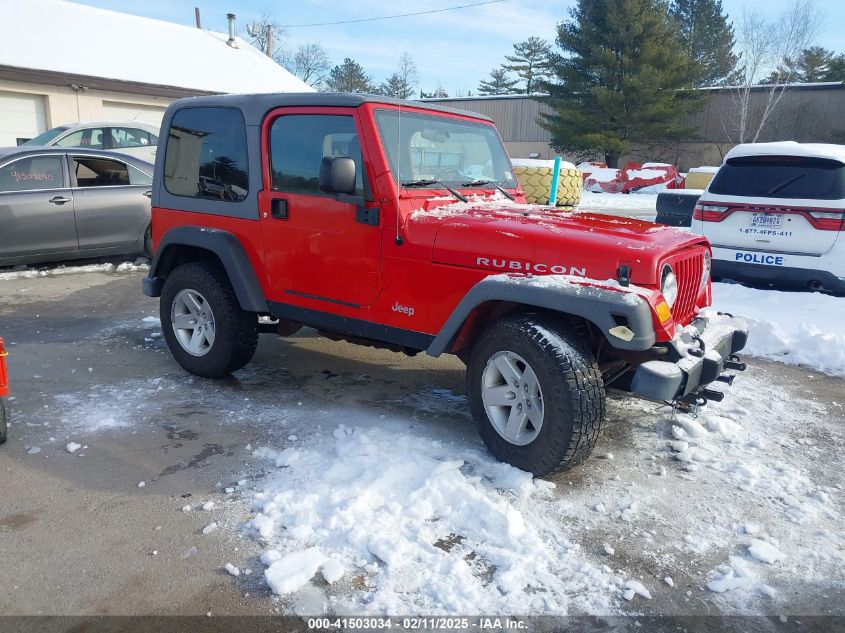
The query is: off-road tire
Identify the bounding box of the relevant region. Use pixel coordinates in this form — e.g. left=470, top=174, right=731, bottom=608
left=0, top=398, right=8, bottom=445
left=160, top=262, right=258, bottom=378
left=467, top=314, right=605, bottom=477
left=655, top=191, right=700, bottom=227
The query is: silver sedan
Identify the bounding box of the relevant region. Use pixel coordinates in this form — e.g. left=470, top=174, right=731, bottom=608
left=0, top=147, right=153, bottom=267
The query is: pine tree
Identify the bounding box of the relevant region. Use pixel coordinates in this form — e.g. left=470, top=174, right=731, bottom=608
left=477, top=68, right=520, bottom=95
left=378, top=53, right=419, bottom=99
left=325, top=58, right=375, bottom=93
left=670, top=0, right=737, bottom=86
left=542, top=0, right=706, bottom=167
left=502, top=37, right=553, bottom=94
left=763, top=47, right=840, bottom=84
left=823, top=53, right=845, bottom=81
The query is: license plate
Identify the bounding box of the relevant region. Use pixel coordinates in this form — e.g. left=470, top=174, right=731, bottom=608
left=750, top=213, right=782, bottom=228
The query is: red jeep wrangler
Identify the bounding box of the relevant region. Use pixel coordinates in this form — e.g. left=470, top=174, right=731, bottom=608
left=143, top=94, right=747, bottom=476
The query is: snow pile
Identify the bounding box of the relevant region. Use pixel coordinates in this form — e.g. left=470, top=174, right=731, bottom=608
left=711, top=283, right=845, bottom=376
left=248, top=420, right=624, bottom=614
left=510, top=158, right=577, bottom=169
left=576, top=191, right=657, bottom=220
left=0, top=260, right=148, bottom=281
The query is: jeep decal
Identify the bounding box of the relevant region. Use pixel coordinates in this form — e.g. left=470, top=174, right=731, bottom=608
left=476, top=257, right=587, bottom=277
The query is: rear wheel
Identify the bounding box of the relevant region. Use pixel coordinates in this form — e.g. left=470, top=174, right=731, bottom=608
left=160, top=262, right=258, bottom=378
left=467, top=314, right=605, bottom=476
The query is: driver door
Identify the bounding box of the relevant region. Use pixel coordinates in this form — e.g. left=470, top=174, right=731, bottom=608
left=259, top=109, right=381, bottom=308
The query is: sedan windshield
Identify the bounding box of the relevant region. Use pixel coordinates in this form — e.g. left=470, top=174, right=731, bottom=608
left=374, top=109, right=516, bottom=189
left=21, top=127, right=70, bottom=146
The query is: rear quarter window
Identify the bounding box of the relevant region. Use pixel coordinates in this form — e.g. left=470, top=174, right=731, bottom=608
left=163, top=107, right=249, bottom=202
left=709, top=156, right=845, bottom=200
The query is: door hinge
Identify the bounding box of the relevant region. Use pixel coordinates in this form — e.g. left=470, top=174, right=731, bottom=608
left=356, top=206, right=379, bottom=226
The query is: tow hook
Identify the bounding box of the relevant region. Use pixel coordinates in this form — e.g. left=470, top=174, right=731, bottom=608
left=716, top=374, right=735, bottom=386
left=700, top=387, right=725, bottom=402
left=725, top=355, right=747, bottom=371
left=672, top=392, right=708, bottom=419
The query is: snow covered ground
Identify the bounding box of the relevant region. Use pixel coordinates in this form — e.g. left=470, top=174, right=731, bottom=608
left=2, top=267, right=842, bottom=618
left=232, top=367, right=842, bottom=616
left=712, top=282, right=845, bottom=377
left=576, top=191, right=657, bottom=221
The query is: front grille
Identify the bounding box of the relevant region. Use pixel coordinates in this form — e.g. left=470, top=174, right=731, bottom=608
left=669, top=251, right=704, bottom=324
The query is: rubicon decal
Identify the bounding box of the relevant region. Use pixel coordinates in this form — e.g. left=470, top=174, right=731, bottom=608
left=476, top=257, right=587, bottom=277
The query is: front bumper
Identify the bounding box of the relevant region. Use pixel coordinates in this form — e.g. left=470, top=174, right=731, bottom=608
left=630, top=313, right=748, bottom=402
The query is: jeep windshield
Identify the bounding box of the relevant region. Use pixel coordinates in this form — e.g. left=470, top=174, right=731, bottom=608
left=709, top=156, right=845, bottom=200
left=374, top=109, right=517, bottom=190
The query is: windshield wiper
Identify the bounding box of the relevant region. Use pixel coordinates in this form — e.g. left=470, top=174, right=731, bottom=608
left=461, top=179, right=515, bottom=201
left=766, top=174, right=805, bottom=196
left=401, top=179, right=467, bottom=203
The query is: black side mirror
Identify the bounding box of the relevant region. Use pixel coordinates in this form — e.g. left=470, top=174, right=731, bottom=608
left=318, top=156, right=356, bottom=195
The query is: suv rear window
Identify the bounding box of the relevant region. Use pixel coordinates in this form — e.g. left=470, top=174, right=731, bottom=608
left=709, top=156, right=845, bottom=200
left=164, top=107, right=248, bottom=202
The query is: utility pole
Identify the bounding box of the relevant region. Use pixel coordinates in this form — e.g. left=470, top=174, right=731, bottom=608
left=194, top=7, right=201, bottom=29
left=266, top=24, right=273, bottom=57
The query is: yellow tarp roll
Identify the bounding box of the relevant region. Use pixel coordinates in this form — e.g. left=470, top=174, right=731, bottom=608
left=685, top=168, right=718, bottom=190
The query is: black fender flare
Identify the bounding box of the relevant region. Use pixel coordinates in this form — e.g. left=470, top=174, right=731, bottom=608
left=426, top=275, right=657, bottom=357
left=142, top=226, right=269, bottom=313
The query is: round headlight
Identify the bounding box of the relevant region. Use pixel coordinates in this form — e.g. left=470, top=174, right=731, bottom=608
left=700, top=251, right=712, bottom=293
left=661, top=264, right=678, bottom=307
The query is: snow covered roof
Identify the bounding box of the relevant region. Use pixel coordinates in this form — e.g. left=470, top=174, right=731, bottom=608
left=2, top=0, right=312, bottom=95
left=725, top=141, right=845, bottom=165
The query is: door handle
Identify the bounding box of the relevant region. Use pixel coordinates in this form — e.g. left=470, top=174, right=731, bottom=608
left=271, top=198, right=288, bottom=220
left=49, top=196, right=71, bottom=205
left=142, top=190, right=152, bottom=199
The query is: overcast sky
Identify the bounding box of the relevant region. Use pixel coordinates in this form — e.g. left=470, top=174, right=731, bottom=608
left=76, top=0, right=845, bottom=95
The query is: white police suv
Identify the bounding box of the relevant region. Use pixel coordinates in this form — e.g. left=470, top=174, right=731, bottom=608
left=693, top=142, right=845, bottom=293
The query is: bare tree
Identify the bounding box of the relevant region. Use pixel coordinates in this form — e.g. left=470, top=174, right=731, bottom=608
left=285, top=43, right=331, bottom=89
left=379, top=53, right=419, bottom=99
left=244, top=13, right=286, bottom=62
left=726, top=0, right=819, bottom=143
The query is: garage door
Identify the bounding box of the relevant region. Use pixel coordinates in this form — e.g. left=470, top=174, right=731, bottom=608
left=102, top=101, right=167, bottom=131
left=0, top=91, right=47, bottom=146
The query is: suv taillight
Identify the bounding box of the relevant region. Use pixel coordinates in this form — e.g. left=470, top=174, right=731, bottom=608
left=692, top=203, right=730, bottom=222
left=807, top=210, right=845, bottom=231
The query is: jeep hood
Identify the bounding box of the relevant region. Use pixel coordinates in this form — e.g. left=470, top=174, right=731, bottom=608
left=413, top=201, right=707, bottom=285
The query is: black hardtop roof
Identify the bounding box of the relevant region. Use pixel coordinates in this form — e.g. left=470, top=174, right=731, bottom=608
left=165, top=92, right=494, bottom=125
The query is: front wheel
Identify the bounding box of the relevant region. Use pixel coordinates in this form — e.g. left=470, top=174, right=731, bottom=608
left=467, top=314, right=606, bottom=476
left=160, top=262, right=258, bottom=378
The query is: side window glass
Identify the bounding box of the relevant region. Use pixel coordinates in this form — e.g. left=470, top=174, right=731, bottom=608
left=128, top=164, right=153, bottom=186
left=270, top=114, right=365, bottom=197
left=73, top=157, right=130, bottom=187
left=111, top=127, right=151, bottom=148
left=164, top=107, right=248, bottom=202
left=0, top=156, right=63, bottom=191
left=56, top=128, right=105, bottom=149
